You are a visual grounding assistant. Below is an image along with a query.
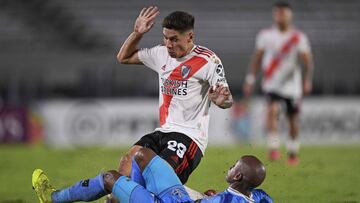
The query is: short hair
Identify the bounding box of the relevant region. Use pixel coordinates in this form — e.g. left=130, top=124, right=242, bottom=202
left=162, top=11, right=194, bottom=32
left=273, top=1, right=292, bottom=10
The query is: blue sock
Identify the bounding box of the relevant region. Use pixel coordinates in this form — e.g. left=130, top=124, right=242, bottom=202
left=130, top=158, right=145, bottom=187
left=51, top=173, right=107, bottom=203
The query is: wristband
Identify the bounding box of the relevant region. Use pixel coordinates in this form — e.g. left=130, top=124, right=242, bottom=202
left=245, top=74, right=256, bottom=85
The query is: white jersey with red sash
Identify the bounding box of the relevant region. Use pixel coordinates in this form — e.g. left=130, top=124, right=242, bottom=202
left=256, top=26, right=311, bottom=99
left=138, top=45, right=228, bottom=153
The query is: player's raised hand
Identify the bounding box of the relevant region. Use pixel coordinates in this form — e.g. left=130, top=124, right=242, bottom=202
left=209, top=84, right=231, bottom=107
left=134, top=6, right=160, bottom=34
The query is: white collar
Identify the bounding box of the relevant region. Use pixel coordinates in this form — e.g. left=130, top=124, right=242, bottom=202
left=227, top=187, right=255, bottom=203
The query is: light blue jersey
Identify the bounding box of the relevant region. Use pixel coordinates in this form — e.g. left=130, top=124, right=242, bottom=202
left=112, top=155, right=272, bottom=203
left=199, top=188, right=273, bottom=203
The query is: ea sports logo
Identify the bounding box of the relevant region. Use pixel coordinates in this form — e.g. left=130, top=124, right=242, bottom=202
left=65, top=101, right=105, bottom=145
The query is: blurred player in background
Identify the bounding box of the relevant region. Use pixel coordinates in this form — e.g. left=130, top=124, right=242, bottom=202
left=32, top=148, right=273, bottom=203
left=30, top=6, right=233, bottom=203
left=243, top=1, right=314, bottom=165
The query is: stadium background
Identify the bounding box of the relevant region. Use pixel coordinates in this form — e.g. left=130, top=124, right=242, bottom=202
left=0, top=0, right=360, bottom=202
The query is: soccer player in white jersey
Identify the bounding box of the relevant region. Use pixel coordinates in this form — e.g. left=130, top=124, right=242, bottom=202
left=30, top=7, right=233, bottom=203
left=243, top=2, right=314, bottom=165
left=117, top=6, right=232, bottom=183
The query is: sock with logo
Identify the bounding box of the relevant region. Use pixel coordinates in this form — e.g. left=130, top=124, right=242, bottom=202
left=51, top=173, right=107, bottom=202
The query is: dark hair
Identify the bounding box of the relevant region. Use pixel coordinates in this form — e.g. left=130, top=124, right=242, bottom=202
left=273, top=1, right=292, bottom=10
left=162, top=11, right=194, bottom=32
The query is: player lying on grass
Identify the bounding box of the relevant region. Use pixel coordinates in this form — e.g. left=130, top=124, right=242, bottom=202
left=32, top=148, right=273, bottom=203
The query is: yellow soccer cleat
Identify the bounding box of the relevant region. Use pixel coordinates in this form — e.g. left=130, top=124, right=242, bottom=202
left=32, top=169, right=55, bottom=203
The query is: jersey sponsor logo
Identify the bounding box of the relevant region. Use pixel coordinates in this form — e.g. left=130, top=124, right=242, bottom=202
left=160, top=78, right=188, bottom=96
left=217, top=78, right=227, bottom=83
left=159, top=56, right=208, bottom=126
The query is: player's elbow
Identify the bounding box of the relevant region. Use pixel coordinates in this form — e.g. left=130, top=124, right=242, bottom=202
left=116, top=53, right=129, bottom=64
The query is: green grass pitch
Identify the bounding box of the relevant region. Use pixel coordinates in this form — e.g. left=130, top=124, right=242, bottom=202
left=0, top=144, right=359, bottom=202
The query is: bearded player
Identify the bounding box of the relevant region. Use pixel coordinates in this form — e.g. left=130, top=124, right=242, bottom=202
left=243, top=2, right=314, bottom=165
left=33, top=148, right=273, bottom=203
left=30, top=6, right=233, bottom=203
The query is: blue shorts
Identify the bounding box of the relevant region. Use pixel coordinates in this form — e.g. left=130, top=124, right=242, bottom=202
left=113, top=155, right=192, bottom=203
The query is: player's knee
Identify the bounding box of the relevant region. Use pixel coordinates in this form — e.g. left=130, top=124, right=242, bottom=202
left=103, top=170, right=122, bottom=193
left=118, top=145, right=143, bottom=174
left=134, top=148, right=156, bottom=171
left=268, top=102, right=279, bottom=113
left=129, top=145, right=144, bottom=157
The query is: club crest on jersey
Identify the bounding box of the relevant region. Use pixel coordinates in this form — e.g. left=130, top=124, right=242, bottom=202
left=171, top=188, right=185, bottom=198
left=181, top=65, right=192, bottom=79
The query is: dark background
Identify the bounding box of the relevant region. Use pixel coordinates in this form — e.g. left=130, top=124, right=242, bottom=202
left=1, top=0, right=360, bottom=104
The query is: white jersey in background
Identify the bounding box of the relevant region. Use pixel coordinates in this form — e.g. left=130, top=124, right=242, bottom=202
left=138, top=45, right=229, bottom=153
left=256, top=26, right=311, bottom=99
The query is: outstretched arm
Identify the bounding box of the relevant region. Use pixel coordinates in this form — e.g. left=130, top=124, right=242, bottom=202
left=117, top=6, right=160, bottom=64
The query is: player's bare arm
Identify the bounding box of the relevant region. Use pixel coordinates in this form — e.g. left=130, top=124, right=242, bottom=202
left=117, top=6, right=160, bottom=64
left=209, top=84, right=233, bottom=109
left=243, top=49, right=264, bottom=96
left=299, top=51, right=314, bottom=95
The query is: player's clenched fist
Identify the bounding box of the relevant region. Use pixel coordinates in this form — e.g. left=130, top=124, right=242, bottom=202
left=134, top=6, right=160, bottom=34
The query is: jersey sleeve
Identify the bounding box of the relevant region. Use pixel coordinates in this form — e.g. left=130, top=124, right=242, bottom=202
left=206, top=55, right=229, bottom=87
left=298, top=33, right=311, bottom=54
left=255, top=31, right=266, bottom=50
left=252, top=189, right=274, bottom=203
left=138, top=45, right=165, bottom=72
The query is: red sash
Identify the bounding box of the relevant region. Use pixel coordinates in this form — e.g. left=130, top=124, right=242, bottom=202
left=264, top=32, right=300, bottom=81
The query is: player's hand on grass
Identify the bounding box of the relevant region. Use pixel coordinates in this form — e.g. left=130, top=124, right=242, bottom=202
left=134, top=6, right=160, bottom=34
left=209, top=84, right=231, bottom=106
